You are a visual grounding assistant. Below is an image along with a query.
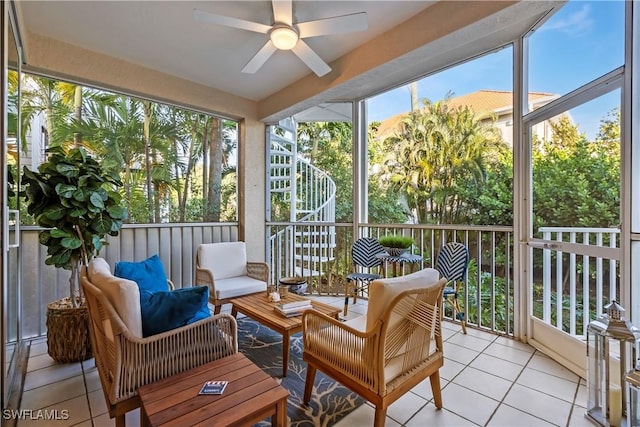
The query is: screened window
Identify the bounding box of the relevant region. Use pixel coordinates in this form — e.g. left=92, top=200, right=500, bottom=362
left=18, top=73, right=237, bottom=224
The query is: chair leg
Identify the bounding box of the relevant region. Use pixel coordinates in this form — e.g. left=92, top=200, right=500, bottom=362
left=214, top=305, right=221, bottom=315
left=453, top=298, right=467, bottom=334
left=373, top=406, right=387, bottom=427
left=430, top=371, right=443, bottom=409
left=344, top=281, right=351, bottom=316
left=115, top=414, right=126, bottom=427
left=303, top=365, right=317, bottom=404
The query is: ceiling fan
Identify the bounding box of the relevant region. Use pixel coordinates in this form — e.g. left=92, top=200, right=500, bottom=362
left=194, top=0, right=368, bottom=77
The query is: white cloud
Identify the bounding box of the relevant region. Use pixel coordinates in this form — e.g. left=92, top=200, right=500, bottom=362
left=540, top=4, right=593, bottom=37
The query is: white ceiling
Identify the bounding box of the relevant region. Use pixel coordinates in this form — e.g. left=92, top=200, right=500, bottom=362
left=18, top=1, right=434, bottom=101
left=16, top=1, right=562, bottom=121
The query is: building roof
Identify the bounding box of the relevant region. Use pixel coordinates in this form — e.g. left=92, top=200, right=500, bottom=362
left=375, top=89, right=556, bottom=138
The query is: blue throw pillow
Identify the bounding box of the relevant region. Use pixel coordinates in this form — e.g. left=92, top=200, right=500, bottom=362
left=139, top=286, right=211, bottom=337
left=114, top=254, right=168, bottom=293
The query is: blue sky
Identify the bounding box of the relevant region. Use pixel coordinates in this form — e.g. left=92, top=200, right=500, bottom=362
left=367, top=0, right=625, bottom=140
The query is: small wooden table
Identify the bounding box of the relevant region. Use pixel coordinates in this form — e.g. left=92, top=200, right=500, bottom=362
left=138, top=353, right=289, bottom=427
left=231, top=292, right=341, bottom=377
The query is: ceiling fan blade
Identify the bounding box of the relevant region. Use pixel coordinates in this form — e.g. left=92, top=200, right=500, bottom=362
left=292, top=40, right=331, bottom=77
left=242, top=41, right=278, bottom=74
left=194, top=8, right=271, bottom=34
left=272, top=0, right=292, bottom=26
left=297, top=12, right=368, bottom=38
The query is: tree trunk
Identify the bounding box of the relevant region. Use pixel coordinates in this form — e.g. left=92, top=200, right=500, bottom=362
left=202, top=119, right=210, bottom=211
left=180, top=140, right=195, bottom=222
left=171, top=113, right=183, bottom=221
left=205, top=118, right=222, bottom=222
left=143, top=102, right=153, bottom=222
left=73, top=85, right=82, bottom=148
left=410, top=82, right=418, bottom=112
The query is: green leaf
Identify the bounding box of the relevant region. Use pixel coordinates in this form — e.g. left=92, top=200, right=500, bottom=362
left=73, top=189, right=87, bottom=202
left=50, top=229, right=73, bottom=238
left=56, top=184, right=76, bottom=198
left=60, top=237, right=82, bottom=249
left=90, top=192, right=105, bottom=209
left=69, top=207, right=87, bottom=217
left=107, top=205, right=127, bottom=220
left=43, top=206, right=66, bottom=221
left=39, top=231, right=51, bottom=245
left=93, top=237, right=104, bottom=253
left=92, top=215, right=112, bottom=234
left=56, top=163, right=80, bottom=178
left=110, top=219, right=123, bottom=232
left=49, top=249, right=72, bottom=268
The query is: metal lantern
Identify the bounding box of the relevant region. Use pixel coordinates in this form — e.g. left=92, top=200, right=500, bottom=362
left=625, top=367, right=640, bottom=426
left=587, top=301, right=640, bottom=427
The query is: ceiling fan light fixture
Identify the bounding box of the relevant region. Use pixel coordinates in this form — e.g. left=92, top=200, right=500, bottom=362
left=270, top=26, right=298, bottom=50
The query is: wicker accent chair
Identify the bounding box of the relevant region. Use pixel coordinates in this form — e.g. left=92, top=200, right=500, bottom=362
left=195, top=242, right=269, bottom=314
left=302, top=268, right=446, bottom=427
left=81, top=259, right=238, bottom=427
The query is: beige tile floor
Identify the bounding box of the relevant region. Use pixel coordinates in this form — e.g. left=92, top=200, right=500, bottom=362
left=16, top=296, right=591, bottom=427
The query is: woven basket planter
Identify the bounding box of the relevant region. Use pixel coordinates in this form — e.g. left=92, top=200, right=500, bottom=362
left=46, top=297, right=92, bottom=363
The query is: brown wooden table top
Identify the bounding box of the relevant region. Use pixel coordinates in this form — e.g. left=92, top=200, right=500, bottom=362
left=138, top=352, right=289, bottom=427
left=231, top=292, right=341, bottom=332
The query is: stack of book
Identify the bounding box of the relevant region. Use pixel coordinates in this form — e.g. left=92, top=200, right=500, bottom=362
left=274, top=300, right=313, bottom=317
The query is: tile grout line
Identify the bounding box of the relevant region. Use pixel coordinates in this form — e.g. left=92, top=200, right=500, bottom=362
left=80, top=359, right=95, bottom=427
left=482, top=348, right=538, bottom=427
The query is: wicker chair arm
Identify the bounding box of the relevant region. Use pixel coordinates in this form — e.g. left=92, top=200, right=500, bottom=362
left=246, top=262, right=270, bottom=283
left=195, top=266, right=215, bottom=295
left=110, top=313, right=237, bottom=404
left=302, top=310, right=381, bottom=391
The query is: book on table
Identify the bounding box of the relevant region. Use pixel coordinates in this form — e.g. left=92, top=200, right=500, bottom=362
left=274, top=300, right=312, bottom=317
left=278, top=300, right=312, bottom=310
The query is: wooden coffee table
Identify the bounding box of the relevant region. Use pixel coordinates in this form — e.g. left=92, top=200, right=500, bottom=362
left=231, top=293, right=340, bottom=377
left=138, top=352, right=289, bottom=427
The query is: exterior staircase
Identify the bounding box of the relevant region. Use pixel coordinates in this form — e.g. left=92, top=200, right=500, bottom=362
left=268, top=118, right=336, bottom=282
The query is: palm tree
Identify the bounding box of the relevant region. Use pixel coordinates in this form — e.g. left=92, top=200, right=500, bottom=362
left=380, top=98, right=504, bottom=224
left=20, top=76, right=71, bottom=149
left=66, top=95, right=146, bottom=220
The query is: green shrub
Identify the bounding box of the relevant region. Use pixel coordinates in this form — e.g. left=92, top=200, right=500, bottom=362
left=378, top=235, right=414, bottom=248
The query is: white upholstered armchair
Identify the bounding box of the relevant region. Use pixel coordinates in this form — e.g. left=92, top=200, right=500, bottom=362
left=302, top=268, right=446, bottom=427
left=195, top=241, right=269, bottom=314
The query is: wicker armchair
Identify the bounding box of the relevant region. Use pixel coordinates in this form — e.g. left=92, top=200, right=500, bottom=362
left=81, top=265, right=237, bottom=427
left=302, top=268, right=446, bottom=427
left=195, top=242, right=269, bottom=314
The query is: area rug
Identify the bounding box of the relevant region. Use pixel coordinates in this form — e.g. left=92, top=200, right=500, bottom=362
left=236, top=317, right=366, bottom=426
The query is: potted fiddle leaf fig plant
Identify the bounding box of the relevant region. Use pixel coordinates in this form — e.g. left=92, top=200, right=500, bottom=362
left=22, top=146, right=127, bottom=362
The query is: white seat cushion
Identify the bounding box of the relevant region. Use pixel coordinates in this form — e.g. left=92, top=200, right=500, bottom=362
left=198, top=242, right=248, bottom=279
left=88, top=258, right=143, bottom=338
left=214, top=276, right=267, bottom=300
left=366, top=268, right=440, bottom=331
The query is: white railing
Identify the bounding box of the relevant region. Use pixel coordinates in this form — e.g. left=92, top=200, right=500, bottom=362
left=267, top=222, right=516, bottom=335
left=14, top=223, right=620, bottom=340
left=535, top=227, right=620, bottom=337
